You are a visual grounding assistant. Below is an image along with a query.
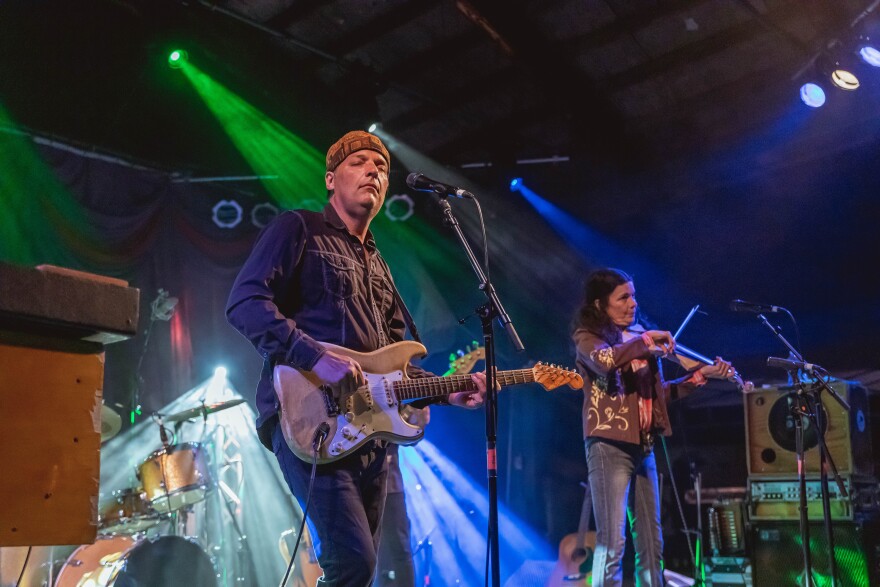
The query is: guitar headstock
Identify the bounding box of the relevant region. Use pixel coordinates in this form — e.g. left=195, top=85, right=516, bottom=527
left=531, top=362, right=584, bottom=391
left=447, top=342, right=485, bottom=376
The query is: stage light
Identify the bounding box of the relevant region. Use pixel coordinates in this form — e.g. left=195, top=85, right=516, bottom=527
left=859, top=46, right=880, bottom=67
left=831, top=68, right=860, bottom=90
left=214, top=366, right=227, bottom=379
left=799, top=83, right=826, bottom=108
left=168, top=49, right=188, bottom=69
left=368, top=122, right=379, bottom=133
left=509, top=177, right=522, bottom=192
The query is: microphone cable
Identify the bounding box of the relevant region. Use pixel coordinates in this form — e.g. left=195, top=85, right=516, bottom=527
left=279, top=423, right=329, bottom=587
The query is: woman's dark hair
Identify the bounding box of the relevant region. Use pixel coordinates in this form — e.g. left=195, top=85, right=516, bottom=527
left=572, top=268, right=633, bottom=343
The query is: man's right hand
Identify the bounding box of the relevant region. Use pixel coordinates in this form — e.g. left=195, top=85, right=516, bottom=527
left=311, top=350, right=365, bottom=397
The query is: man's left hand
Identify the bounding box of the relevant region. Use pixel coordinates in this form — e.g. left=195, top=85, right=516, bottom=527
left=448, top=371, right=493, bottom=409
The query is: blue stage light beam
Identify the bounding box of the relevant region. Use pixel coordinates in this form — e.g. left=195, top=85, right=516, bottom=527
left=511, top=178, right=656, bottom=278
left=399, top=441, right=553, bottom=586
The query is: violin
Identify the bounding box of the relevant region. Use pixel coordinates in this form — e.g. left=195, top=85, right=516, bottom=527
left=667, top=341, right=754, bottom=393
left=639, top=303, right=754, bottom=393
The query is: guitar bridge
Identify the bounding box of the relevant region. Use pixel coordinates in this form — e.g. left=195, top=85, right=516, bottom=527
left=319, top=385, right=340, bottom=417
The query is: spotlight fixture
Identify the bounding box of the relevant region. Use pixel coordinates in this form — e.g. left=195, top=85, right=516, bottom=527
left=831, top=68, right=860, bottom=90
left=859, top=45, right=880, bottom=67
left=509, top=178, right=523, bottom=192
left=799, top=83, right=826, bottom=108
left=168, top=49, right=188, bottom=69
left=214, top=366, right=228, bottom=379
left=368, top=122, right=379, bottom=133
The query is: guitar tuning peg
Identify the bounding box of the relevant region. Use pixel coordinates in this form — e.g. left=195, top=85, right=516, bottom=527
left=448, top=353, right=456, bottom=362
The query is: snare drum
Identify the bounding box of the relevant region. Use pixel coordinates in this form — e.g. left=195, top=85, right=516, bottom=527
left=138, top=442, right=212, bottom=513
left=56, top=535, right=216, bottom=587
left=99, top=487, right=158, bottom=534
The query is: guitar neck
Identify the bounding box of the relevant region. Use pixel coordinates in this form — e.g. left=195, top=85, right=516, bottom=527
left=393, top=370, right=533, bottom=401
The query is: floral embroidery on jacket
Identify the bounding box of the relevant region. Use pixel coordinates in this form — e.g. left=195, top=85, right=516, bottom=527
left=591, top=347, right=615, bottom=370
left=588, top=377, right=629, bottom=432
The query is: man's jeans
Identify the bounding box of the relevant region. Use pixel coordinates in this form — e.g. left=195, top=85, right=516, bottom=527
left=587, top=438, right=664, bottom=586
left=273, top=423, right=389, bottom=587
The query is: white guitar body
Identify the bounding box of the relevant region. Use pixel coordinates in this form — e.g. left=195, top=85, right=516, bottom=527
left=274, top=340, right=582, bottom=464
left=274, top=341, right=429, bottom=464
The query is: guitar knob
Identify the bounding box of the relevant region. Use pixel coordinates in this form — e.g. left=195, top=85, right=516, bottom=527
left=341, top=426, right=358, bottom=440
left=344, top=411, right=354, bottom=422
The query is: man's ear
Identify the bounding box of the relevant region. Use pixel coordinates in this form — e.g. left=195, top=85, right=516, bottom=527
left=325, top=171, right=334, bottom=191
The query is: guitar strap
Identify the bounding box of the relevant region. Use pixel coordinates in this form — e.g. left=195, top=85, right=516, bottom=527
left=378, top=254, right=422, bottom=344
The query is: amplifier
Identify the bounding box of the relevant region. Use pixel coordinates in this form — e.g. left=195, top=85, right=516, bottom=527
left=748, top=476, right=880, bottom=521
left=744, top=381, right=873, bottom=478
left=752, top=520, right=880, bottom=587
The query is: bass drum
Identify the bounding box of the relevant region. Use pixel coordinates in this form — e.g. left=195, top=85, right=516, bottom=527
left=56, top=535, right=216, bottom=587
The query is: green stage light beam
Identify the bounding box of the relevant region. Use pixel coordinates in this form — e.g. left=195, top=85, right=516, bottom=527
left=178, top=61, right=325, bottom=209
left=0, top=103, right=91, bottom=266
left=178, top=62, right=464, bottom=281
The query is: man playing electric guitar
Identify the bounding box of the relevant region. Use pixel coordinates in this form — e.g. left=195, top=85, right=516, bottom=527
left=227, top=131, right=487, bottom=587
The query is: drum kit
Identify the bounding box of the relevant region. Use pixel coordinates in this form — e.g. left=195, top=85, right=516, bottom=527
left=4, top=399, right=246, bottom=587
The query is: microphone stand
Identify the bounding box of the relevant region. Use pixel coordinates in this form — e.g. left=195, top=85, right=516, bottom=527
left=434, top=194, right=524, bottom=587
left=757, top=313, right=848, bottom=587
left=692, top=465, right=705, bottom=586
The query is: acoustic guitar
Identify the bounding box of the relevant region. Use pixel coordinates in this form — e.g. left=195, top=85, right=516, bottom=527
left=547, top=483, right=595, bottom=586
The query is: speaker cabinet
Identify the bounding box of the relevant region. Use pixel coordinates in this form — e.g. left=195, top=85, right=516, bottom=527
left=744, top=380, right=872, bottom=478
left=751, top=520, right=880, bottom=587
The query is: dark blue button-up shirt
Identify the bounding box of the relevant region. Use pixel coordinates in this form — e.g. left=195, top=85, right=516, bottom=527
left=227, top=204, right=415, bottom=440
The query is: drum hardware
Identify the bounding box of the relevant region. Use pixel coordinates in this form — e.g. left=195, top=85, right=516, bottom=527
left=163, top=398, right=247, bottom=424
left=83, top=395, right=250, bottom=586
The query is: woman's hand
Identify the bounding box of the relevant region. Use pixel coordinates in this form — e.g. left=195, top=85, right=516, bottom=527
left=700, top=356, right=734, bottom=380
left=644, top=330, right=675, bottom=356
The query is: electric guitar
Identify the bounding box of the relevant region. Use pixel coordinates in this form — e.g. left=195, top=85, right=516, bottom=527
left=443, top=342, right=485, bottom=376
left=274, top=340, right=583, bottom=464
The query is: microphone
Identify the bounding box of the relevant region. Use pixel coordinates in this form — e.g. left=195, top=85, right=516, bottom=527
left=766, top=356, right=817, bottom=373
left=312, top=422, right=331, bottom=452
left=406, top=172, right=474, bottom=199
left=729, top=299, right=782, bottom=314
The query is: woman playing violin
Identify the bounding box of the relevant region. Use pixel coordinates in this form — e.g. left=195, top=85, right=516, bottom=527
left=572, top=268, right=733, bottom=586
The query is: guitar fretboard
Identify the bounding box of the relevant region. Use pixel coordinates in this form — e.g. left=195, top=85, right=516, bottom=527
left=393, top=370, right=535, bottom=400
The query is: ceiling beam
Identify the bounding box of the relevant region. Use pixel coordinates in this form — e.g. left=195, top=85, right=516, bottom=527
left=323, top=0, right=440, bottom=57
left=265, top=0, right=327, bottom=30
left=603, top=1, right=810, bottom=92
